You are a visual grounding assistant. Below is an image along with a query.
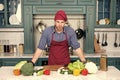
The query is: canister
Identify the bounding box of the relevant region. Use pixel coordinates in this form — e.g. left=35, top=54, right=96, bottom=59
left=100, top=54, right=108, bottom=71
left=19, top=43, right=24, bottom=55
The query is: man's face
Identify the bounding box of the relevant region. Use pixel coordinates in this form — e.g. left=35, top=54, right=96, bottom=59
left=54, top=20, right=66, bottom=32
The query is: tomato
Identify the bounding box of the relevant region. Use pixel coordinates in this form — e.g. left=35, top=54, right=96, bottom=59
left=43, top=70, right=50, bottom=75
left=81, top=68, right=88, bottom=76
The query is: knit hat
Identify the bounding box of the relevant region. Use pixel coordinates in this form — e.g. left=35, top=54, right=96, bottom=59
left=54, top=10, right=67, bottom=21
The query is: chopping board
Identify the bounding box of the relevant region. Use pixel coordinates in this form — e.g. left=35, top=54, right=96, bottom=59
left=43, top=65, right=64, bottom=71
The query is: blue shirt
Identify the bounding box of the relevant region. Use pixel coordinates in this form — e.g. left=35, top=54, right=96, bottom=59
left=38, top=26, right=80, bottom=50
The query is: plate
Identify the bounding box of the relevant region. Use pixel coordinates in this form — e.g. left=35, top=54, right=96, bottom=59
left=9, top=14, right=20, bottom=25
left=99, top=19, right=106, bottom=25
left=117, top=19, right=120, bottom=25
left=0, top=4, right=4, bottom=11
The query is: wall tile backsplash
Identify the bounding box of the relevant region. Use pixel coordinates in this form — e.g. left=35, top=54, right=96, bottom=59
left=0, top=28, right=24, bottom=46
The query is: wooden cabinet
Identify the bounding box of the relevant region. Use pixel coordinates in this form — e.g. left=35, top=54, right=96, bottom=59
left=0, top=59, right=2, bottom=67
left=2, top=58, right=21, bottom=66
left=78, top=0, right=96, bottom=5
left=23, top=0, right=41, bottom=5
left=96, top=0, right=120, bottom=28
left=0, top=0, right=22, bottom=28
left=41, top=0, right=77, bottom=5
left=23, top=6, right=34, bottom=54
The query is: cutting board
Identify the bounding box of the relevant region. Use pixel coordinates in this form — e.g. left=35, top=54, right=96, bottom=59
left=43, top=65, right=64, bottom=71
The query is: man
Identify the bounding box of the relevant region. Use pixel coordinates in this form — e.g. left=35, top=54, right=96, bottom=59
left=31, top=10, right=86, bottom=65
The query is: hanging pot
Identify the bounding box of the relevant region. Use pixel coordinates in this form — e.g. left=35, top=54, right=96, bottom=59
left=36, top=21, right=46, bottom=33
left=75, top=20, right=84, bottom=39
left=75, top=28, right=84, bottom=39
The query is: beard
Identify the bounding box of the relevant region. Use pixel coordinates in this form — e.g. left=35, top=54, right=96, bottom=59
left=55, top=25, right=64, bottom=32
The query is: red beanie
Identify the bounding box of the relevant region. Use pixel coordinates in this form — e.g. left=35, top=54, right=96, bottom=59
left=54, top=10, right=67, bottom=21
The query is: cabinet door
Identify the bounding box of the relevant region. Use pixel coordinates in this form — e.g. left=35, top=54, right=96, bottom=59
left=0, top=0, right=5, bottom=27
left=41, top=0, right=77, bottom=5
left=114, top=58, right=120, bottom=70
left=84, top=6, right=95, bottom=53
left=0, top=0, right=22, bottom=28
left=78, top=0, right=95, bottom=5
left=23, top=6, right=34, bottom=54
left=0, top=59, right=2, bottom=67
left=96, top=0, right=120, bottom=28
left=38, top=58, right=48, bottom=66
left=2, top=58, right=21, bottom=66
left=116, top=0, right=120, bottom=26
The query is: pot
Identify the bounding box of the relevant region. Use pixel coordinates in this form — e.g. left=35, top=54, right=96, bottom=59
left=36, top=21, right=46, bottom=33
left=75, top=28, right=84, bottom=39
left=75, top=20, right=84, bottom=39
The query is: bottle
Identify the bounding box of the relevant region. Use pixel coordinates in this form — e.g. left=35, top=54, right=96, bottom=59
left=13, top=45, right=17, bottom=56
left=0, top=40, right=4, bottom=55
left=100, top=54, right=108, bottom=71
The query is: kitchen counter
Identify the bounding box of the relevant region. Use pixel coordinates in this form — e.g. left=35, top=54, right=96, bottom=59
left=0, top=52, right=120, bottom=58
left=0, top=66, right=120, bottom=80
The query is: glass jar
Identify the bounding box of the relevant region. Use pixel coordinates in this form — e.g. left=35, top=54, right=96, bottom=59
left=100, top=54, right=108, bottom=71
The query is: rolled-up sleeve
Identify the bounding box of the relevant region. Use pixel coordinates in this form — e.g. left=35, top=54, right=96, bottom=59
left=37, top=31, right=47, bottom=50
left=67, top=27, right=80, bottom=50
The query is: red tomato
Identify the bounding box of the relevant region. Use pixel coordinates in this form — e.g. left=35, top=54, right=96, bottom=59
left=81, top=68, right=88, bottom=76
left=43, top=70, right=50, bottom=75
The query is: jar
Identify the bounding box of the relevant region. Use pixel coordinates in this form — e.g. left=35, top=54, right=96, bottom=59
left=19, top=43, right=23, bottom=55
left=100, top=54, right=108, bottom=71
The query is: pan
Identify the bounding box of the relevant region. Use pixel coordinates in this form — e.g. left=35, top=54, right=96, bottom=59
left=75, top=20, right=84, bottom=39
left=36, top=21, right=46, bottom=33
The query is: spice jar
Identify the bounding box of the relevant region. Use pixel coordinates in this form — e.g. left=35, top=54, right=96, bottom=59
left=100, top=54, right=108, bottom=71
left=19, top=43, right=23, bottom=55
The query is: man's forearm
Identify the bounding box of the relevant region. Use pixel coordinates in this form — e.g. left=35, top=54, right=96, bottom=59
left=75, top=48, right=86, bottom=62
left=31, top=48, right=42, bottom=63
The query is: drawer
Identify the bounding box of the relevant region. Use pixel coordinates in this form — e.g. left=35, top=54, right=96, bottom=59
left=78, top=0, right=96, bottom=5
left=2, top=58, right=21, bottom=66
left=24, top=0, right=41, bottom=5
left=33, top=6, right=86, bottom=14
left=41, top=0, right=77, bottom=5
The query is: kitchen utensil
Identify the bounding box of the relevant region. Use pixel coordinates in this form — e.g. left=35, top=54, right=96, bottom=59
left=99, top=19, right=106, bottom=25
left=114, top=33, right=118, bottom=47
left=16, top=0, right=21, bottom=23
left=101, top=33, right=105, bottom=46
left=0, top=3, right=4, bottom=11
left=36, top=21, right=46, bottom=33
left=97, top=33, right=100, bottom=43
left=104, top=33, right=108, bottom=46
left=75, top=20, right=84, bottom=39
left=9, top=14, right=20, bottom=25
left=119, top=34, right=120, bottom=47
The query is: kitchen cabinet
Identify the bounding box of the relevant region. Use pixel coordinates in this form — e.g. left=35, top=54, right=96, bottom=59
left=23, top=0, right=96, bottom=54
left=23, top=0, right=41, bottom=5
left=23, top=6, right=34, bottom=54
left=2, top=58, right=21, bottom=66
left=96, top=0, right=120, bottom=28
left=0, top=59, right=1, bottom=66
left=0, top=0, right=22, bottom=28
left=41, top=0, right=77, bottom=5
left=78, top=0, right=96, bottom=5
